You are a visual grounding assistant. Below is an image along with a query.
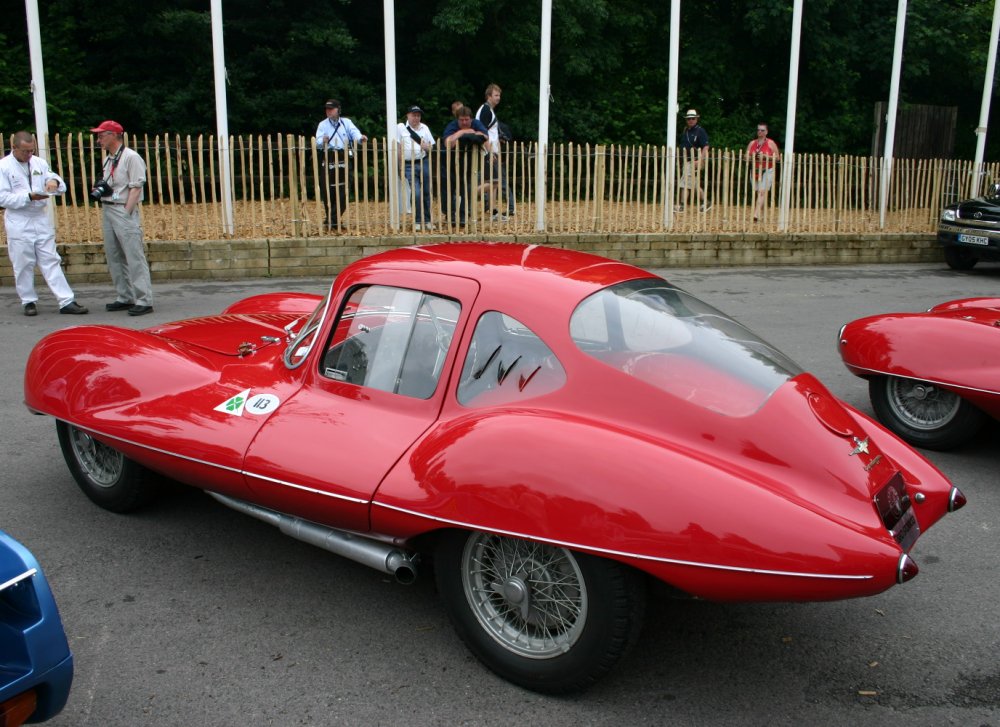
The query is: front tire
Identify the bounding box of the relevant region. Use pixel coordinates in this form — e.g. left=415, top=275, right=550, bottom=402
left=869, top=375, right=987, bottom=450
left=944, top=247, right=979, bottom=270
left=435, top=530, right=645, bottom=693
left=57, top=421, right=157, bottom=512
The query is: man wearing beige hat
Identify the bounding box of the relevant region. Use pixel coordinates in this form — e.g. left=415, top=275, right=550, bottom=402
left=678, top=109, right=711, bottom=212
left=91, top=120, right=153, bottom=316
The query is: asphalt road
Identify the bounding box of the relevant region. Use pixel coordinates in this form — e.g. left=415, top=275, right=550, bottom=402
left=3, top=262, right=998, bottom=727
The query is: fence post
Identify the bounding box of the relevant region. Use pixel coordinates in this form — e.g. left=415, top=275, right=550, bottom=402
left=287, top=134, right=301, bottom=238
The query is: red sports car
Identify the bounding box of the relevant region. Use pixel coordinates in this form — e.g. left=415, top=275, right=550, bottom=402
left=839, top=296, right=1000, bottom=450
left=25, top=243, right=965, bottom=693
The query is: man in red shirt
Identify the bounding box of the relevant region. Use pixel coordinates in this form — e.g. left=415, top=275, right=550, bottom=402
left=747, top=123, right=780, bottom=222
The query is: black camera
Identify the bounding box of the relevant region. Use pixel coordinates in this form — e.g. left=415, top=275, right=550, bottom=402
left=89, top=179, right=112, bottom=201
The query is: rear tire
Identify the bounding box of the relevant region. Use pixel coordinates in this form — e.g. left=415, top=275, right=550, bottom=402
left=869, top=375, right=987, bottom=450
left=435, top=530, right=645, bottom=693
left=57, top=421, right=157, bottom=512
left=944, top=247, right=979, bottom=271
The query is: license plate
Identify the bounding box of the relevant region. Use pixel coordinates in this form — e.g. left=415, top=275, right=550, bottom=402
left=958, top=233, right=989, bottom=246
left=874, top=473, right=920, bottom=551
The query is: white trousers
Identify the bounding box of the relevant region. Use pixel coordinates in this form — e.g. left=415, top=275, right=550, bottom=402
left=4, top=213, right=75, bottom=307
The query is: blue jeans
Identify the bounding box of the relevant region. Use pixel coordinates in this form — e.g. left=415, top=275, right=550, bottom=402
left=404, top=159, right=432, bottom=224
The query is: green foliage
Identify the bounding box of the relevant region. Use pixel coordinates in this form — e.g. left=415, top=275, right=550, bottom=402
left=1, top=0, right=997, bottom=160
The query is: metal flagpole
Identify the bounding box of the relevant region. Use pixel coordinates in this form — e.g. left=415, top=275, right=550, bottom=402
left=972, top=0, right=1000, bottom=197
left=879, top=0, right=908, bottom=229
left=778, top=0, right=802, bottom=232
left=663, top=0, right=680, bottom=228
left=535, top=0, right=552, bottom=231
left=24, top=0, right=50, bottom=161
left=384, top=0, right=400, bottom=230
left=211, top=0, right=235, bottom=236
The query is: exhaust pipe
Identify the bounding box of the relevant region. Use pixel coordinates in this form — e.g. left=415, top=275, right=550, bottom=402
left=208, top=492, right=418, bottom=584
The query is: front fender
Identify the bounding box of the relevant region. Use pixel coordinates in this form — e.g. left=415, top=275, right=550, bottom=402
left=25, top=325, right=220, bottom=420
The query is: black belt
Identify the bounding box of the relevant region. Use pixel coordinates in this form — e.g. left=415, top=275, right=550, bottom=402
left=404, top=159, right=426, bottom=164
left=102, top=200, right=126, bottom=205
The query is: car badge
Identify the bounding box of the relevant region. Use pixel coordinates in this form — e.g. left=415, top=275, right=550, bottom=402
left=863, top=454, right=882, bottom=472
left=848, top=436, right=870, bottom=456
left=974, top=211, right=983, bottom=219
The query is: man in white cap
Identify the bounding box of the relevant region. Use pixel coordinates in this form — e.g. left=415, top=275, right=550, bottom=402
left=678, top=109, right=711, bottom=212
left=0, top=131, right=88, bottom=316
left=396, top=106, right=436, bottom=231
left=90, top=119, right=153, bottom=316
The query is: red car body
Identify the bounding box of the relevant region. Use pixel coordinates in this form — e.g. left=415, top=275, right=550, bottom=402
left=24, top=243, right=965, bottom=692
left=839, top=297, right=1000, bottom=450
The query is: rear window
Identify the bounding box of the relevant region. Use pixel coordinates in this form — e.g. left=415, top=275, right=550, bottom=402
left=571, top=279, right=801, bottom=416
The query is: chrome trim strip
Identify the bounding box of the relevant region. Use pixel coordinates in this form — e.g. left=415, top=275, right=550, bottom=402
left=847, top=367, right=1000, bottom=397
left=373, top=502, right=874, bottom=581
left=58, top=422, right=370, bottom=506
left=243, top=471, right=368, bottom=504
left=0, top=568, right=37, bottom=592
left=75, top=427, right=244, bottom=475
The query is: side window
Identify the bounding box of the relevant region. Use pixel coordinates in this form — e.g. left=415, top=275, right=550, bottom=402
left=321, top=285, right=460, bottom=399
left=457, top=312, right=566, bottom=407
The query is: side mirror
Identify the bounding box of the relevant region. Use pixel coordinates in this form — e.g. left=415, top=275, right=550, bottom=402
left=987, top=182, right=1000, bottom=200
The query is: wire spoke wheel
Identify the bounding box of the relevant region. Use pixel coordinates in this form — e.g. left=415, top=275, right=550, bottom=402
left=870, top=376, right=988, bottom=450
left=885, top=377, right=962, bottom=431
left=57, top=421, right=157, bottom=512
left=461, top=533, right=587, bottom=659
left=436, top=529, right=645, bottom=693
left=67, top=428, right=125, bottom=488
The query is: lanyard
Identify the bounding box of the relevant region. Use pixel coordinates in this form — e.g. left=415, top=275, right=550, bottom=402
left=17, top=160, right=34, bottom=192
left=103, top=147, right=124, bottom=181
left=327, top=119, right=351, bottom=148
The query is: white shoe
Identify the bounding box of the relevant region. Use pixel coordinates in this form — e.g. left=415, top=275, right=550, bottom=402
left=700, top=203, right=713, bottom=212
left=492, top=212, right=509, bottom=222
left=414, top=224, right=422, bottom=231
left=424, top=223, right=435, bottom=231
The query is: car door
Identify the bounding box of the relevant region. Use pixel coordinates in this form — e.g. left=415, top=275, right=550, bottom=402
left=241, top=271, right=479, bottom=531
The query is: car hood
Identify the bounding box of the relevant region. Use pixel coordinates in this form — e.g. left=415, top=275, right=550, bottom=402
left=147, top=313, right=297, bottom=357
left=954, top=197, right=1000, bottom=222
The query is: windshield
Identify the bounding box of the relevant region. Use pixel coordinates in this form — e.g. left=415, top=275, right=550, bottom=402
left=283, top=289, right=333, bottom=369
left=570, top=278, right=802, bottom=416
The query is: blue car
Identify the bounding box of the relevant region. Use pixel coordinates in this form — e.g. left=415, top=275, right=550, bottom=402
left=0, top=530, right=73, bottom=726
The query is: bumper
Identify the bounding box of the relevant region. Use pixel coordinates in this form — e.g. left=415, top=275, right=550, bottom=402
left=937, top=224, right=1000, bottom=261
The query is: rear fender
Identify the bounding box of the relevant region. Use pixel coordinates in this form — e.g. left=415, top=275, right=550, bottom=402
left=372, top=410, right=903, bottom=599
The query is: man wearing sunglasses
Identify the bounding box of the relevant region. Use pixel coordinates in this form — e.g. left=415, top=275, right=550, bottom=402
left=747, top=123, right=780, bottom=222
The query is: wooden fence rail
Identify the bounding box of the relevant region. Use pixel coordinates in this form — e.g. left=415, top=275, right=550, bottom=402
left=2, top=131, right=997, bottom=244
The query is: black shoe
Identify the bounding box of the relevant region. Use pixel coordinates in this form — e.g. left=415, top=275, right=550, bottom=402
left=23, top=302, right=37, bottom=317
left=60, top=301, right=89, bottom=315
left=127, top=305, right=154, bottom=317
left=106, top=300, right=134, bottom=311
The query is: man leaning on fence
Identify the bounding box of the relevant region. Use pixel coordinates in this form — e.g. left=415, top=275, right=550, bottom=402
left=316, top=99, right=367, bottom=232
left=91, top=120, right=153, bottom=316
left=397, top=106, right=436, bottom=231
left=0, top=131, right=88, bottom=316
left=678, top=109, right=710, bottom=212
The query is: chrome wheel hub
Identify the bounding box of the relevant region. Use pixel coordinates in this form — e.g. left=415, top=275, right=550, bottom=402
left=70, top=429, right=124, bottom=488
left=461, top=534, right=587, bottom=659
left=886, top=377, right=961, bottom=431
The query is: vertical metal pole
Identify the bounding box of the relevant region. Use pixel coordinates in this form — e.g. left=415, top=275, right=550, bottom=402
left=879, top=0, right=908, bottom=229
left=535, top=0, right=552, bottom=231
left=663, top=0, right=680, bottom=228
left=972, top=0, right=1000, bottom=197
left=778, top=0, right=803, bottom=231
left=384, top=0, right=400, bottom=230
left=211, top=0, right=235, bottom=236
left=24, top=0, right=50, bottom=161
